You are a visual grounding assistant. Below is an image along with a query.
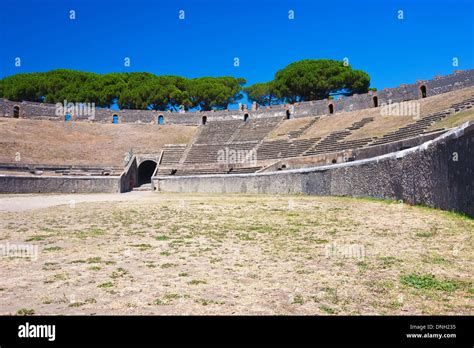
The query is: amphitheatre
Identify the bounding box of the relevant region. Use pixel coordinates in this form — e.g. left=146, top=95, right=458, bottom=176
left=0, top=68, right=473, bottom=315
left=0, top=69, right=473, bottom=216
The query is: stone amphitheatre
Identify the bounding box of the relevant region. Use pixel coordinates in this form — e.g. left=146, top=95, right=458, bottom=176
left=0, top=69, right=472, bottom=315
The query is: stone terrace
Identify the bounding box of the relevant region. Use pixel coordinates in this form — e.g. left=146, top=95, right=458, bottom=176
left=157, top=92, right=474, bottom=176
left=1, top=87, right=473, bottom=178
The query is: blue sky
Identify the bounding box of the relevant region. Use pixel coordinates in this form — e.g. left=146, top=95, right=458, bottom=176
left=1, top=0, right=473, bottom=91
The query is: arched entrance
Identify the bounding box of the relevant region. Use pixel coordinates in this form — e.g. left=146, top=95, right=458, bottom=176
left=13, top=106, right=20, bottom=118
left=373, top=96, right=378, bottom=107
left=420, top=85, right=427, bottom=98
left=328, top=104, right=334, bottom=114
left=286, top=110, right=292, bottom=119
left=158, top=115, right=164, bottom=125
left=137, top=160, right=157, bottom=186
left=244, top=113, right=249, bottom=122
left=202, top=115, right=207, bottom=125
left=112, top=114, right=119, bottom=124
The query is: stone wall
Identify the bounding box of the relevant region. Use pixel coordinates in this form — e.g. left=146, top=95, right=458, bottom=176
left=0, top=175, right=121, bottom=194
left=119, top=156, right=138, bottom=193
left=154, top=121, right=474, bottom=217
left=1, top=69, right=473, bottom=124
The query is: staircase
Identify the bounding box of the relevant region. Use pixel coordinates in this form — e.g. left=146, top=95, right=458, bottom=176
left=287, top=117, right=320, bottom=139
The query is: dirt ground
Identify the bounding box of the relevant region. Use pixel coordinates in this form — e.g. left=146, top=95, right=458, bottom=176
left=0, top=119, right=196, bottom=166
left=0, top=192, right=472, bottom=315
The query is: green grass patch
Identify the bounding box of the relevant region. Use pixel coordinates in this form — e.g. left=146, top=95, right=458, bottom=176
left=195, top=298, right=225, bottom=306
left=292, top=294, right=305, bottom=305
left=348, top=196, right=400, bottom=205
left=155, top=235, right=170, bottom=241
left=25, top=235, right=49, bottom=242
left=237, top=233, right=254, bottom=241
left=154, top=293, right=182, bottom=305
left=130, top=243, right=153, bottom=251
left=425, top=254, right=450, bottom=265
left=427, top=108, right=474, bottom=132
left=160, top=263, right=175, bottom=269
left=44, top=273, right=68, bottom=284
left=111, top=268, right=129, bottom=279
left=76, top=228, right=105, bottom=239
left=378, top=256, right=399, bottom=268
left=247, top=224, right=274, bottom=233
left=86, top=257, right=102, bottom=264
left=415, top=227, right=438, bottom=238
left=357, top=261, right=369, bottom=271
left=70, top=259, right=86, bottom=264
left=319, top=305, right=337, bottom=314
left=17, top=308, right=35, bottom=316
left=98, top=282, right=114, bottom=289
left=43, top=246, right=62, bottom=252
left=401, top=274, right=470, bottom=292
left=188, top=279, right=207, bottom=285
left=312, top=238, right=329, bottom=244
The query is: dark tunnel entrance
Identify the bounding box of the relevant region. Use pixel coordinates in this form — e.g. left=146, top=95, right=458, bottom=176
left=328, top=104, right=334, bottom=114
left=420, top=85, right=427, bottom=98
left=373, top=96, right=378, bottom=107
left=137, top=160, right=157, bottom=186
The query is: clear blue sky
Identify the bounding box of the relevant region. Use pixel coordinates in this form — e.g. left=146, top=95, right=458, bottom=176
left=1, top=0, right=473, bottom=91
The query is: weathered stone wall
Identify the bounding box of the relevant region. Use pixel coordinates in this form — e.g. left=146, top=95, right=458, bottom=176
left=427, top=71, right=474, bottom=96
left=154, top=121, right=474, bottom=217
left=119, top=156, right=138, bottom=193
left=1, top=69, right=473, bottom=124
left=0, top=100, right=58, bottom=119
left=0, top=175, right=121, bottom=193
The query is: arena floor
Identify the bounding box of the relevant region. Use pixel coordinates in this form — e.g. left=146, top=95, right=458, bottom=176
left=0, top=192, right=472, bottom=315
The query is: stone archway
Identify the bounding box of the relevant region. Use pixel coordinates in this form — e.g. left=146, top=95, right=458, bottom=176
left=13, top=105, right=20, bottom=118
left=328, top=104, right=334, bottom=114
left=137, top=160, right=157, bottom=186
left=420, top=85, right=427, bottom=98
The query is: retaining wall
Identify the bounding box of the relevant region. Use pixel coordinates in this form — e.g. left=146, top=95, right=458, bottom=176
left=119, top=156, right=138, bottom=193
left=154, top=121, right=474, bottom=217
left=0, top=175, right=121, bottom=194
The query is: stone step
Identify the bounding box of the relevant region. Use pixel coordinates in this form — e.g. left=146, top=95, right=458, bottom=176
left=133, top=183, right=153, bottom=191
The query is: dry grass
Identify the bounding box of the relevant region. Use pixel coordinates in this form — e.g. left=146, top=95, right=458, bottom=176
left=427, top=108, right=474, bottom=131
left=302, top=109, right=381, bottom=140
left=0, top=192, right=472, bottom=315
left=0, top=119, right=197, bottom=166
left=267, top=118, right=314, bottom=140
